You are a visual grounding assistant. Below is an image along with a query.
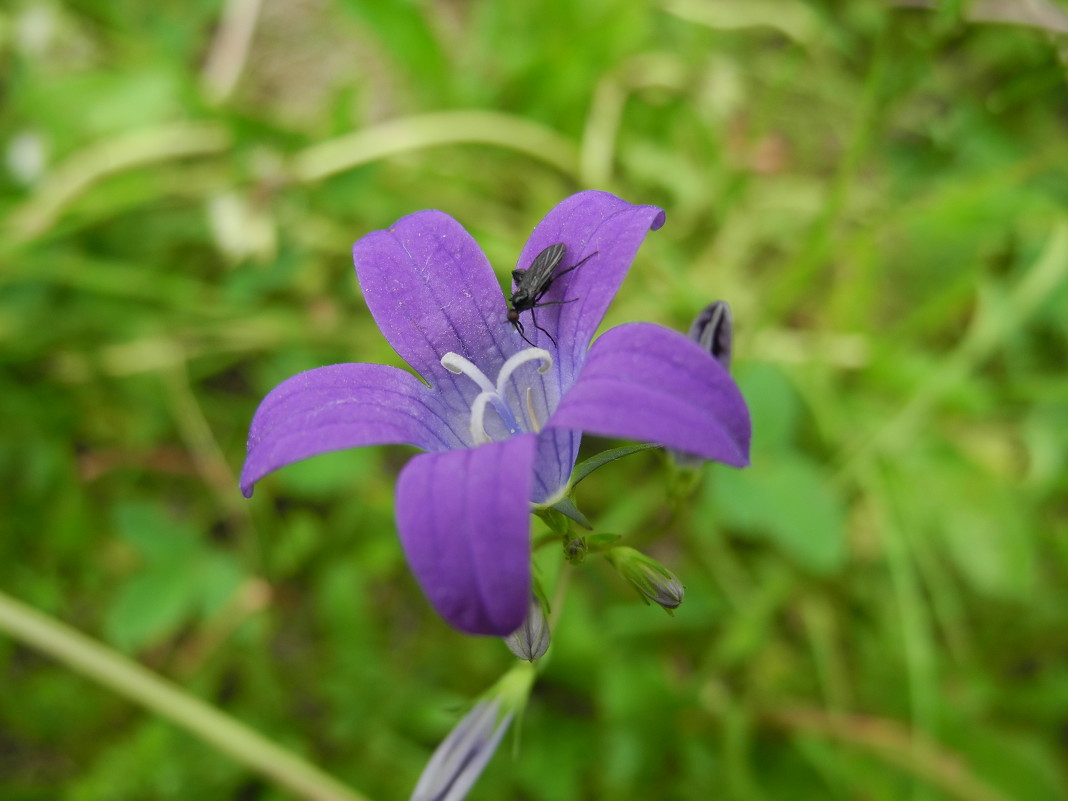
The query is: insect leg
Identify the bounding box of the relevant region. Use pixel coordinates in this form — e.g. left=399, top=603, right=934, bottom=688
left=552, top=251, right=597, bottom=280
left=513, top=316, right=536, bottom=348
left=530, top=298, right=578, bottom=308
left=529, top=306, right=558, bottom=348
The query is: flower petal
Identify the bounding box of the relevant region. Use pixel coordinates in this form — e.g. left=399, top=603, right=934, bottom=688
left=353, top=210, right=517, bottom=390
left=512, top=191, right=665, bottom=382
left=241, top=363, right=459, bottom=497
left=530, top=427, right=581, bottom=504
left=396, top=435, right=537, bottom=635
left=545, top=322, right=751, bottom=467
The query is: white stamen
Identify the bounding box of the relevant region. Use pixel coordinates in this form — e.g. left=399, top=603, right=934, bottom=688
left=440, top=352, right=496, bottom=395
left=440, top=348, right=554, bottom=446
left=494, top=348, right=552, bottom=395
left=468, top=392, right=495, bottom=445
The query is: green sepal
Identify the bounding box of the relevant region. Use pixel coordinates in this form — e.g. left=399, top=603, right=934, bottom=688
left=561, top=532, right=619, bottom=564
left=570, top=443, right=661, bottom=488
left=546, top=496, right=592, bottom=529
left=585, top=533, right=621, bottom=553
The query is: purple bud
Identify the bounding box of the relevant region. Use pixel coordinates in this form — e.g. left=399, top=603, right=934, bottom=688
left=504, top=598, right=550, bottom=661
left=670, top=300, right=736, bottom=468
left=688, top=300, right=733, bottom=370
left=410, top=699, right=513, bottom=801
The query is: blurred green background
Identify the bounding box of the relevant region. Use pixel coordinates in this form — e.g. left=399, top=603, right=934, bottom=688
left=2, top=0, right=1067, bottom=799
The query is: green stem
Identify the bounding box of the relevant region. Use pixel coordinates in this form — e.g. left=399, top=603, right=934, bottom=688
left=0, top=590, right=372, bottom=801
left=290, top=110, right=579, bottom=183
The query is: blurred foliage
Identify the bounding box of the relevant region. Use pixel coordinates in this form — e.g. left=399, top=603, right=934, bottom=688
left=1, top=0, right=1067, bottom=799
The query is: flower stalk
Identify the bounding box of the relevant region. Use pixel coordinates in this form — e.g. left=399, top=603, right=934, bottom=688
left=0, top=590, right=369, bottom=801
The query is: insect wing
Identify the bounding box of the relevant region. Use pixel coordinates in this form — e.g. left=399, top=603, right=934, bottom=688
left=520, top=243, right=566, bottom=295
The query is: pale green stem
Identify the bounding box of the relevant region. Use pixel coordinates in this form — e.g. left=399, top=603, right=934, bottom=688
left=5, top=112, right=577, bottom=246
left=290, top=110, right=579, bottom=183
left=0, top=590, right=373, bottom=801
left=663, top=0, right=820, bottom=42
left=8, top=122, right=232, bottom=242
left=580, top=53, right=688, bottom=187
left=201, top=0, right=265, bottom=104
left=770, top=706, right=1013, bottom=801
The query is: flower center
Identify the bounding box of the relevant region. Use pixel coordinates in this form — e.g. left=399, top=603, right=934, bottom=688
left=441, top=348, right=552, bottom=445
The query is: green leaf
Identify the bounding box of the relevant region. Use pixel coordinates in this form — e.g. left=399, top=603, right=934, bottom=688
left=112, top=503, right=200, bottom=564
left=194, top=554, right=246, bottom=618
left=105, top=561, right=200, bottom=652
left=734, top=362, right=802, bottom=452
left=712, top=454, right=847, bottom=574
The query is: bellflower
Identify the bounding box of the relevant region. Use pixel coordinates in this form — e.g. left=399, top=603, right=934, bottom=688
left=240, top=191, right=751, bottom=636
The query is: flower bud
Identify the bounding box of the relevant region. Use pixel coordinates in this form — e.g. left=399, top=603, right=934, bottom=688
left=688, top=299, right=733, bottom=370
left=410, top=664, right=535, bottom=801
left=564, top=536, right=587, bottom=564
left=504, top=597, right=550, bottom=661
left=410, top=698, right=512, bottom=801
left=606, top=546, right=685, bottom=613
left=672, top=300, right=734, bottom=468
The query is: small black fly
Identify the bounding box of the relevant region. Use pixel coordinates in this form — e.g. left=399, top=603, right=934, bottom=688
left=507, top=243, right=596, bottom=348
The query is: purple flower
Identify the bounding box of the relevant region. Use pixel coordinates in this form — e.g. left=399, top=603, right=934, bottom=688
left=240, top=191, right=751, bottom=635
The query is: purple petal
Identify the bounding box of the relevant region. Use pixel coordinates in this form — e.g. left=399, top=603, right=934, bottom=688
left=546, top=323, right=751, bottom=467
left=512, top=191, right=665, bottom=383
left=396, top=435, right=537, bottom=635
left=241, top=363, right=459, bottom=497
left=530, top=428, right=581, bottom=504
left=353, top=210, right=517, bottom=391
